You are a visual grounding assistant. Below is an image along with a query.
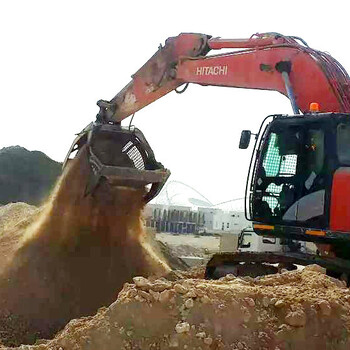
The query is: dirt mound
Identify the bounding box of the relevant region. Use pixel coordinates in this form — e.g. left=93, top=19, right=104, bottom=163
left=0, top=202, right=38, bottom=232
left=164, top=243, right=206, bottom=257
left=0, top=203, right=41, bottom=273
left=0, top=146, right=170, bottom=346
left=8, top=266, right=348, bottom=350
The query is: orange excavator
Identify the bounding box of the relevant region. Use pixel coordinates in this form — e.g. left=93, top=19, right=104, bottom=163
left=64, top=32, right=350, bottom=281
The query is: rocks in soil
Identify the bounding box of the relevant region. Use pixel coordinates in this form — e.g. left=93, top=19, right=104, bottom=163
left=14, top=267, right=350, bottom=350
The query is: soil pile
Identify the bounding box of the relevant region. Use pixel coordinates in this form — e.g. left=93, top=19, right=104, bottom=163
left=0, top=203, right=41, bottom=273
left=0, top=203, right=38, bottom=232
left=0, top=146, right=170, bottom=346
left=7, top=266, right=349, bottom=350
left=164, top=243, right=207, bottom=257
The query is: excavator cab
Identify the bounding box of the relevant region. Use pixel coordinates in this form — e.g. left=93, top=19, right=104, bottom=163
left=206, top=112, right=350, bottom=281
left=245, top=113, right=350, bottom=255
left=63, top=122, right=170, bottom=203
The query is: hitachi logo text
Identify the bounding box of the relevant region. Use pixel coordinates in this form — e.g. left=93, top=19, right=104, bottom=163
left=196, top=65, right=228, bottom=76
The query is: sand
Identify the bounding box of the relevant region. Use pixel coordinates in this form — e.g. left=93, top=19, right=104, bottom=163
left=2, top=266, right=349, bottom=350
left=0, top=146, right=169, bottom=346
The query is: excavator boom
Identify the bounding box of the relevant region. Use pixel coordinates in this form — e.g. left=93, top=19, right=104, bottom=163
left=69, top=32, right=350, bottom=205
left=97, top=32, right=350, bottom=123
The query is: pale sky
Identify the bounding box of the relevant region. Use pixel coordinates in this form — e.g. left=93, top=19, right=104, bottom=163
left=1, top=0, right=349, bottom=205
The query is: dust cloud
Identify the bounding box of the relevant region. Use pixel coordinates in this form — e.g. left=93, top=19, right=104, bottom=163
left=0, top=146, right=169, bottom=346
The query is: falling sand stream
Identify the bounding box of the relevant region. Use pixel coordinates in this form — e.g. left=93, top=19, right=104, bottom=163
left=0, top=145, right=169, bottom=346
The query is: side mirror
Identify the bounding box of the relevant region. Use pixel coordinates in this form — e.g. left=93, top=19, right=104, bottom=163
left=239, top=130, right=251, bottom=149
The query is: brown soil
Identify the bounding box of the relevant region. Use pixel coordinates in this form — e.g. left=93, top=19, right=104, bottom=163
left=0, top=146, right=169, bottom=346
left=0, top=204, right=41, bottom=272
left=3, top=266, right=349, bottom=350
left=0, top=203, right=38, bottom=232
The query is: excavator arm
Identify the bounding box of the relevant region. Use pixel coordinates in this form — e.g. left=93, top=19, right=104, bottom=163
left=97, top=32, right=350, bottom=123
left=73, top=32, right=350, bottom=280
left=66, top=32, right=350, bottom=204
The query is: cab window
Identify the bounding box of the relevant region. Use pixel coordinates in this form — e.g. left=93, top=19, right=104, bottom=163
left=337, top=122, right=350, bottom=165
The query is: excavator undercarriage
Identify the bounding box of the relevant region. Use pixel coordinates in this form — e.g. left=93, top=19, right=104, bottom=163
left=205, top=251, right=350, bottom=282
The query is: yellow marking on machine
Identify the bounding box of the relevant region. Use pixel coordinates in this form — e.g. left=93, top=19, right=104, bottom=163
left=306, top=229, right=326, bottom=237
left=253, top=224, right=274, bottom=230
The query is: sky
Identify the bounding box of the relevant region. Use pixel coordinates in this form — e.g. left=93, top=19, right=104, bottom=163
left=1, top=0, right=350, bottom=206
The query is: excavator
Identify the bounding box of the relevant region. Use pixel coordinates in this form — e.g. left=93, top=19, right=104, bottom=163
left=64, top=32, right=350, bottom=281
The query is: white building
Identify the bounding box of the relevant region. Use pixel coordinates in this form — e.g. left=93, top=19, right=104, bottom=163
left=144, top=204, right=252, bottom=235
left=144, top=203, right=198, bottom=234
left=144, top=204, right=191, bottom=220
left=199, top=208, right=251, bottom=234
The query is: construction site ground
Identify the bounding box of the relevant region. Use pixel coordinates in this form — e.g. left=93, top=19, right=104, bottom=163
left=0, top=150, right=350, bottom=349
left=156, top=233, right=219, bottom=258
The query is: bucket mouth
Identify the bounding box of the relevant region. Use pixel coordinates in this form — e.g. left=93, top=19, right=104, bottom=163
left=64, top=122, right=170, bottom=203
